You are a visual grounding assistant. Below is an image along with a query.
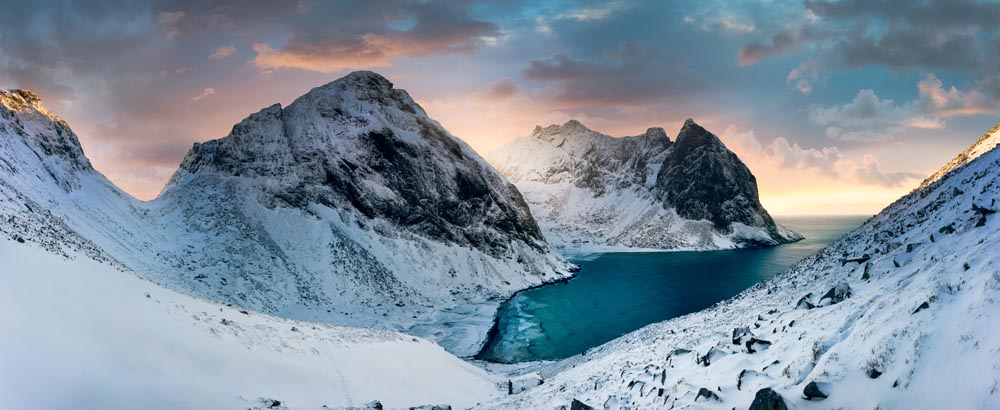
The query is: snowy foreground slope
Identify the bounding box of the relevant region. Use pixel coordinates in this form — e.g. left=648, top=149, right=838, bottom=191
left=488, top=119, right=800, bottom=254
left=0, top=239, right=500, bottom=409
left=0, top=74, right=571, bottom=357
left=483, top=125, right=1000, bottom=409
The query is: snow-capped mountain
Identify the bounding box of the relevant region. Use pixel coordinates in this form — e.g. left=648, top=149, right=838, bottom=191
left=483, top=123, right=1000, bottom=409
left=488, top=119, right=801, bottom=253
left=0, top=73, right=571, bottom=357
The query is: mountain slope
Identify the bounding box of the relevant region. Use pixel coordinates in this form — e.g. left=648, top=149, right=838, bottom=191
left=488, top=119, right=800, bottom=253
left=0, top=73, right=571, bottom=357
left=483, top=123, right=1000, bottom=409
left=0, top=237, right=499, bottom=410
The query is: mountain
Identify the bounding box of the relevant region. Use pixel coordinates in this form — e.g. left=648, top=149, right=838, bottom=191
left=0, top=73, right=572, bottom=357
left=488, top=119, right=801, bottom=253
left=483, top=123, right=1000, bottom=409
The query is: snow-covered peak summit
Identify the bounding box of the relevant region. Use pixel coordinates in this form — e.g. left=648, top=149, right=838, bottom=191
left=0, top=89, right=94, bottom=187
left=489, top=119, right=799, bottom=251
left=291, top=70, right=428, bottom=121
left=530, top=119, right=596, bottom=141
left=1, top=89, right=43, bottom=111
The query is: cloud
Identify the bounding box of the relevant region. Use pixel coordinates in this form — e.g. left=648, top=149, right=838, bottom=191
left=787, top=59, right=820, bottom=93
left=683, top=12, right=756, bottom=33
left=472, top=78, right=522, bottom=102
left=522, top=41, right=709, bottom=108
left=250, top=1, right=498, bottom=73
left=723, top=126, right=842, bottom=178
left=853, top=154, right=923, bottom=188
left=809, top=89, right=907, bottom=127
left=809, top=75, right=993, bottom=141
left=555, top=1, right=628, bottom=22
left=209, top=45, right=237, bottom=59
left=739, top=0, right=1000, bottom=98
left=157, top=10, right=185, bottom=38
left=916, top=73, right=996, bottom=117
left=722, top=126, right=921, bottom=188
left=190, top=87, right=215, bottom=101
left=738, top=26, right=828, bottom=66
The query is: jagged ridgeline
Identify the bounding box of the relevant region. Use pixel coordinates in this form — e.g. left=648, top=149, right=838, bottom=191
left=0, top=72, right=572, bottom=356
left=488, top=119, right=801, bottom=252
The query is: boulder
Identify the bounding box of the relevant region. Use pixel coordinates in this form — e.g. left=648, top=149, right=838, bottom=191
left=695, top=387, right=721, bottom=402
left=972, top=204, right=996, bottom=227
left=840, top=254, right=870, bottom=265
left=570, top=398, right=595, bottom=410
left=696, top=346, right=727, bottom=366
left=749, top=388, right=788, bottom=410
left=732, top=326, right=754, bottom=345
left=795, top=293, right=815, bottom=309
left=746, top=338, right=772, bottom=354
left=508, top=372, right=543, bottom=394
left=803, top=381, right=828, bottom=400
left=819, top=282, right=851, bottom=306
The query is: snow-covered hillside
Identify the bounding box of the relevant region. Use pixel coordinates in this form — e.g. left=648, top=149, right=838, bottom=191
left=0, top=238, right=500, bottom=410
left=488, top=119, right=800, bottom=254
left=0, top=74, right=571, bottom=358
left=482, top=123, right=1000, bottom=409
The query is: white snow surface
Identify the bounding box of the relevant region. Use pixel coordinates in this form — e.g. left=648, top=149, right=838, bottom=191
left=487, top=120, right=800, bottom=255
left=0, top=75, right=571, bottom=359
left=0, top=238, right=500, bottom=410
left=482, top=123, right=1000, bottom=409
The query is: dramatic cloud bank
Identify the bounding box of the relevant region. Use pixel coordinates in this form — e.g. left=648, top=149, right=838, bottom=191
left=0, top=0, right=996, bottom=213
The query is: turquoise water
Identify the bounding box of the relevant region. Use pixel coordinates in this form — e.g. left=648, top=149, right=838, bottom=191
left=477, top=215, right=869, bottom=363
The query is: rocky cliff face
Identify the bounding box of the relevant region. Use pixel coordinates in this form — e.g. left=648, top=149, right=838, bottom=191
left=488, top=119, right=799, bottom=253
left=166, top=71, right=544, bottom=257
left=0, top=73, right=571, bottom=356
left=654, top=119, right=789, bottom=244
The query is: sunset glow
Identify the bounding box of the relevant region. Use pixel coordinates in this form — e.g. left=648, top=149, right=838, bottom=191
left=2, top=1, right=998, bottom=213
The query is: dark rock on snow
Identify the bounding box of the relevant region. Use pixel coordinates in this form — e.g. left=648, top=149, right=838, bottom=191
left=803, top=381, right=828, bottom=400
left=696, top=387, right=721, bottom=402
left=796, top=293, right=815, bottom=309
left=819, top=282, right=852, bottom=305
left=749, top=387, right=788, bottom=410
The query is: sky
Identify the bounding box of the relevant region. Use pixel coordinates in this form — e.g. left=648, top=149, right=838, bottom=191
left=1, top=0, right=999, bottom=215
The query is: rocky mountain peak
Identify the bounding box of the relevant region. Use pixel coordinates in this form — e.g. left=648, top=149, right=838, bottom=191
left=531, top=119, right=594, bottom=141
left=301, top=70, right=425, bottom=118
left=0, top=89, right=93, bottom=179
left=643, top=127, right=668, bottom=140
left=166, top=71, right=548, bottom=258
left=0, top=89, right=43, bottom=111
left=654, top=121, right=782, bottom=240
left=488, top=118, right=799, bottom=251
left=674, top=118, right=722, bottom=148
